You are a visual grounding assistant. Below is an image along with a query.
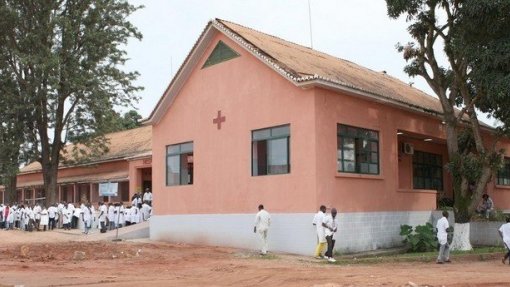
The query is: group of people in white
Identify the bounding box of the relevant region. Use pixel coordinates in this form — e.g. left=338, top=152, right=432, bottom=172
left=253, top=204, right=339, bottom=262
left=0, top=190, right=153, bottom=235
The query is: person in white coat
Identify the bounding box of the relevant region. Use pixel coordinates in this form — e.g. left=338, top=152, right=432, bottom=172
left=98, top=202, right=107, bottom=232
left=499, top=217, right=510, bottom=264
left=62, top=206, right=72, bottom=230
left=141, top=202, right=151, bottom=221
left=436, top=210, right=451, bottom=264
left=81, top=202, right=93, bottom=234
left=253, top=204, right=271, bottom=255
left=40, top=207, right=49, bottom=231
left=323, top=208, right=339, bottom=263
left=313, top=205, right=327, bottom=259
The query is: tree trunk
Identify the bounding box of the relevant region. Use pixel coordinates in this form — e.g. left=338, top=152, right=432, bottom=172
left=5, top=174, right=17, bottom=204
left=42, top=162, right=58, bottom=205
left=450, top=223, right=472, bottom=251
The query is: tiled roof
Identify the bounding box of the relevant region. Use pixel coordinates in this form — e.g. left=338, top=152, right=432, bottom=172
left=16, top=171, right=129, bottom=188
left=20, top=126, right=152, bottom=174
left=214, top=19, right=443, bottom=114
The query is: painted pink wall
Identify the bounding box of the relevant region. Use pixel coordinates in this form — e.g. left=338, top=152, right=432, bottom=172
left=489, top=138, right=510, bottom=210
left=152, top=30, right=510, bottom=215
left=152, top=33, right=318, bottom=215
left=313, top=89, right=447, bottom=212
left=128, top=157, right=152, bottom=196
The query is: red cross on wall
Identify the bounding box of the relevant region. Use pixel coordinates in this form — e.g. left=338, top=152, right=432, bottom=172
left=212, top=110, right=226, bottom=130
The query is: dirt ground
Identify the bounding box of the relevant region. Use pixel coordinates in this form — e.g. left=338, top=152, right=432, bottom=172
left=1, top=229, right=510, bottom=287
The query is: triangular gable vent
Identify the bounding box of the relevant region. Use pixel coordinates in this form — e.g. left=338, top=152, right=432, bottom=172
left=202, top=40, right=240, bottom=68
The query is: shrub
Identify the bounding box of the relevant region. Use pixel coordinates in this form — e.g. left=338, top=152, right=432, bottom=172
left=400, top=223, right=437, bottom=253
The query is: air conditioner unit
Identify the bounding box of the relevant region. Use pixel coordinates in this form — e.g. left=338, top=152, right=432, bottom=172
left=402, top=142, right=414, bottom=155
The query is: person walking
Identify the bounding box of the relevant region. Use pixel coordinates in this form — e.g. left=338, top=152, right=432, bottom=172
left=313, top=205, right=327, bottom=259
left=436, top=210, right=451, bottom=264
left=254, top=204, right=271, bottom=255
left=499, top=217, right=510, bottom=264
left=323, top=208, right=339, bottom=263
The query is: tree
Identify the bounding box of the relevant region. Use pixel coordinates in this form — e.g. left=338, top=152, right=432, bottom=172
left=0, top=1, right=142, bottom=205
left=386, top=0, right=510, bottom=249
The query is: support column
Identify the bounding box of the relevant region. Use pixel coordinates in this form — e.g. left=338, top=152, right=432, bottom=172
left=32, top=187, right=36, bottom=204
left=73, top=184, right=77, bottom=204
left=58, top=185, right=62, bottom=203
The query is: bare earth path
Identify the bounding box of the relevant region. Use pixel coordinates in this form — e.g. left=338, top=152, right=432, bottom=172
left=1, top=229, right=509, bottom=287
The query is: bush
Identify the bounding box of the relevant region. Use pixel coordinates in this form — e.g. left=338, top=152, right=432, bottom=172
left=400, top=223, right=437, bottom=252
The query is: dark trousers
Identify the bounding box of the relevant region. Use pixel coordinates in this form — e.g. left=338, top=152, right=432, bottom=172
left=325, top=235, right=336, bottom=258
left=49, top=218, right=56, bottom=230
left=71, top=216, right=79, bottom=229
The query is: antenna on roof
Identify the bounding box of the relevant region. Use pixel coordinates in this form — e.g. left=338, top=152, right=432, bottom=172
left=308, top=0, right=313, bottom=49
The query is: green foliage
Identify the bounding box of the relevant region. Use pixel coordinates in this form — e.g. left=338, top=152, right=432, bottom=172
left=400, top=223, right=437, bottom=253
left=386, top=0, right=509, bottom=224
left=0, top=1, right=143, bottom=203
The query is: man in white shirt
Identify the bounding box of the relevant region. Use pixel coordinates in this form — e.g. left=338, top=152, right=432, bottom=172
left=141, top=202, right=151, bottom=221
left=81, top=202, right=93, bottom=234
left=499, top=217, right=510, bottom=264
left=107, top=203, right=115, bottom=230
left=62, top=206, right=72, bottom=230
left=48, top=204, right=58, bottom=230
left=314, top=205, right=327, bottom=259
left=143, top=188, right=152, bottom=205
left=254, top=204, right=271, bottom=255
left=436, top=210, right=451, bottom=264
left=323, top=208, right=339, bottom=263
left=33, top=203, right=41, bottom=231
left=98, top=202, right=107, bottom=232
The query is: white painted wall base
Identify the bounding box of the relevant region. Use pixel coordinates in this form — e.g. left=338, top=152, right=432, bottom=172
left=150, top=211, right=433, bottom=255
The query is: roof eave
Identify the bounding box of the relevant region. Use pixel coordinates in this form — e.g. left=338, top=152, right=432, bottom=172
left=297, top=78, right=444, bottom=118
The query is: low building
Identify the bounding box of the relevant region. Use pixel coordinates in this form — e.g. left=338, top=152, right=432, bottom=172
left=2, top=126, right=152, bottom=205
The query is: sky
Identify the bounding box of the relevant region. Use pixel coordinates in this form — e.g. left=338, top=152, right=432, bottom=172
left=123, top=0, right=493, bottom=126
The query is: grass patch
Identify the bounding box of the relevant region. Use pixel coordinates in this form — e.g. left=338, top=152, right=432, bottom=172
left=258, top=253, right=279, bottom=260
left=327, top=247, right=506, bottom=265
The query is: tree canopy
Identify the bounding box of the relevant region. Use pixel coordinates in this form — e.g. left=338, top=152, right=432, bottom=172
left=386, top=0, right=510, bottom=227
left=0, top=0, right=143, bottom=204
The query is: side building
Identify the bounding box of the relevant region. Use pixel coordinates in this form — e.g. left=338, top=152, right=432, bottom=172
left=146, top=19, right=510, bottom=255
left=1, top=126, right=152, bottom=206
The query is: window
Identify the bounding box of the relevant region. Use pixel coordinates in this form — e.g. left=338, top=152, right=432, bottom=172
left=202, top=41, right=240, bottom=68
left=337, top=124, right=379, bottom=174
left=166, top=142, right=194, bottom=186
left=497, top=158, right=510, bottom=185
left=252, top=125, right=290, bottom=176
left=413, top=151, right=443, bottom=190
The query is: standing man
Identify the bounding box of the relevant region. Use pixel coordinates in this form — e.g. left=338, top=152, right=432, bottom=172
left=436, top=210, right=451, bottom=264
left=323, top=208, right=339, bottom=263
left=499, top=217, right=510, bottom=264
left=33, top=203, right=41, bottom=231
left=48, top=204, right=58, bottom=230
left=98, top=202, right=107, bottom=233
left=81, top=202, right=93, bottom=234
left=143, top=188, right=152, bottom=206
left=254, top=204, right=271, bottom=255
left=313, top=205, right=327, bottom=259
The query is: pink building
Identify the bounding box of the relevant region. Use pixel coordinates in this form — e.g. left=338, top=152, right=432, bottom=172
left=147, top=19, right=510, bottom=254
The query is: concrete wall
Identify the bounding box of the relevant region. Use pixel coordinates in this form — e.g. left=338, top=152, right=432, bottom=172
left=470, top=221, right=505, bottom=247
left=151, top=210, right=433, bottom=255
